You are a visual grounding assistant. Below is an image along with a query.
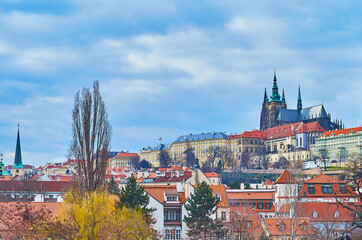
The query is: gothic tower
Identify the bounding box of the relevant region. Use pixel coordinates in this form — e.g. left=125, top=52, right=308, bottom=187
left=260, top=69, right=287, bottom=131
left=11, top=124, right=25, bottom=177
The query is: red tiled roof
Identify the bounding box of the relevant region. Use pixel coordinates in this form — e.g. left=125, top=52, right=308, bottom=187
left=229, top=207, right=264, bottom=237
left=266, top=122, right=302, bottom=140
left=170, top=165, right=183, bottom=171
left=144, top=185, right=186, bottom=206
left=153, top=171, right=192, bottom=183
left=275, top=170, right=296, bottom=184
left=204, top=172, right=221, bottom=178
left=321, top=126, right=362, bottom=137
left=304, top=174, right=345, bottom=184
left=209, top=185, right=229, bottom=207
left=115, top=152, right=140, bottom=158
left=227, top=191, right=275, bottom=200
left=229, top=130, right=267, bottom=139
left=264, top=179, right=274, bottom=185
left=295, top=121, right=326, bottom=133
left=0, top=181, right=71, bottom=192
left=278, top=202, right=355, bottom=222
left=264, top=217, right=312, bottom=237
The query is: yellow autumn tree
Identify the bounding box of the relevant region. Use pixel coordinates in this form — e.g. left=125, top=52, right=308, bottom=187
left=38, top=187, right=153, bottom=240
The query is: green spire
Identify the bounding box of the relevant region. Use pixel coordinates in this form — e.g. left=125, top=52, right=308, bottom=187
left=13, top=124, right=24, bottom=168
left=263, top=88, right=269, bottom=103
left=270, top=69, right=281, bottom=101
left=297, top=84, right=302, bottom=112
left=282, top=89, right=285, bottom=102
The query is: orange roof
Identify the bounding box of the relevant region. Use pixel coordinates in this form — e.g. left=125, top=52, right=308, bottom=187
left=321, top=126, right=362, bottom=137
left=227, top=191, right=275, bottom=200
left=263, top=179, right=274, bottom=185
left=264, top=217, right=312, bottom=237
left=143, top=185, right=185, bottom=205
left=115, top=152, right=139, bottom=158
left=229, top=207, right=264, bottom=237
left=275, top=170, right=296, bottom=184
left=304, top=174, right=345, bottom=184
left=204, top=172, right=221, bottom=178
left=278, top=202, right=355, bottom=222
left=209, top=185, right=229, bottom=208
left=170, top=165, right=183, bottom=171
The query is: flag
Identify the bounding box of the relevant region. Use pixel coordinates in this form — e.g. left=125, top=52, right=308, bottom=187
left=159, top=137, right=162, bottom=141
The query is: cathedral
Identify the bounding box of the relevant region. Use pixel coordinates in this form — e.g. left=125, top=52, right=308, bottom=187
left=260, top=70, right=343, bottom=131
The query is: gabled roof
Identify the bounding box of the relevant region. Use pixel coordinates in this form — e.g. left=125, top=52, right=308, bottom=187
left=304, top=174, right=345, bottom=184
left=263, top=179, right=274, bottom=185
left=295, top=121, right=326, bottom=134
left=275, top=170, right=296, bottom=184
left=321, top=126, right=362, bottom=137
left=240, top=130, right=267, bottom=139
left=143, top=185, right=185, bottom=206
left=204, top=172, right=221, bottom=178
left=173, top=132, right=229, bottom=143
left=264, top=217, right=312, bottom=236
left=209, top=185, right=229, bottom=207
left=276, top=104, right=328, bottom=122
left=153, top=171, right=192, bottom=183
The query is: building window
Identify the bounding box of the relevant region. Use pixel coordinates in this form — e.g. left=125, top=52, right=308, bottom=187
left=339, top=184, right=348, bottom=194
left=265, top=202, right=271, bottom=210
left=247, top=221, right=252, bottom=229
left=166, top=195, right=178, bottom=202
left=257, top=202, right=263, bottom=210
left=321, top=184, right=333, bottom=194
left=164, top=209, right=181, bottom=221
left=221, top=211, right=226, bottom=221
left=307, top=184, right=315, bottom=194
left=164, top=229, right=181, bottom=240
left=249, top=202, right=255, bottom=209
left=313, top=211, right=318, bottom=218
left=300, top=224, right=308, bottom=231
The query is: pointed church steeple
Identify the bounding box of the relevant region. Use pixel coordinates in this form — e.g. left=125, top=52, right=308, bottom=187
left=13, top=124, right=24, bottom=168
left=263, top=88, right=269, bottom=103
left=282, top=89, right=285, bottom=102
left=270, top=69, right=281, bottom=101
left=297, top=84, right=302, bottom=112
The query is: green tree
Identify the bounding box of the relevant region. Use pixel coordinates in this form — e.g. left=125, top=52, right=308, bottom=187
left=106, top=176, right=119, bottom=195
left=184, top=182, right=226, bottom=239
left=230, top=180, right=239, bottom=189
left=139, top=159, right=152, bottom=169
left=216, top=160, right=223, bottom=173
left=158, top=150, right=172, bottom=168
left=116, top=176, right=155, bottom=224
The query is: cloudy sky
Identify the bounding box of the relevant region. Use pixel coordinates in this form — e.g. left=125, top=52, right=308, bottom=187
left=1, top=1, right=362, bottom=166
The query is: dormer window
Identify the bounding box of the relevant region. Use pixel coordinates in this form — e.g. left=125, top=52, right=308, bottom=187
left=164, top=189, right=180, bottom=203
left=313, top=211, right=318, bottom=218
left=334, top=211, right=339, bottom=218
left=321, top=184, right=333, bottom=194
left=166, top=195, right=178, bottom=202
left=307, top=184, right=315, bottom=194
left=339, top=184, right=348, bottom=194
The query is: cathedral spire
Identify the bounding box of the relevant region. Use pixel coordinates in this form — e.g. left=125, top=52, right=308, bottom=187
left=282, top=89, right=285, bottom=102
left=270, top=69, right=281, bottom=101
left=297, top=84, right=302, bottom=112
left=13, top=124, right=24, bottom=168
left=263, top=88, right=269, bottom=103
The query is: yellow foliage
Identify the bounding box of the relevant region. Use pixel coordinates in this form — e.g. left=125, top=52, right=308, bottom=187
left=54, top=187, right=153, bottom=240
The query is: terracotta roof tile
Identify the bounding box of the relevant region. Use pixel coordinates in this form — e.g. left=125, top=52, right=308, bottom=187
left=204, top=172, right=221, bottom=178
left=275, top=170, right=296, bottom=184
left=115, top=152, right=140, bottom=158
left=321, top=126, right=362, bottom=137
left=209, top=185, right=229, bottom=207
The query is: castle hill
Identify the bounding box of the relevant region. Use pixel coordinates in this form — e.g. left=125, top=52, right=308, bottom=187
left=0, top=1, right=361, bottom=240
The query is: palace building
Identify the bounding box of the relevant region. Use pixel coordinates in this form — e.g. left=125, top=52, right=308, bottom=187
left=260, top=70, right=343, bottom=132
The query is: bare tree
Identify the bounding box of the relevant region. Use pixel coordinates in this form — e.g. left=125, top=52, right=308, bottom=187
left=184, top=142, right=196, bottom=167
left=219, top=146, right=236, bottom=170
left=205, top=145, right=221, bottom=171
left=158, top=150, right=172, bottom=168
left=68, top=80, right=112, bottom=191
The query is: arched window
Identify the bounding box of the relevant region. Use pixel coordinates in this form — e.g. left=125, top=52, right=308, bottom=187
left=313, top=211, right=318, bottom=218
left=334, top=211, right=339, bottom=218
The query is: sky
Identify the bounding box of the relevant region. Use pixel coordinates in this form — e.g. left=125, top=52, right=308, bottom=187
left=1, top=0, right=362, bottom=167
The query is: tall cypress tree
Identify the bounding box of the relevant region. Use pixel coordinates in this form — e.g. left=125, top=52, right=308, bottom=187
left=184, top=182, right=226, bottom=239
left=106, top=176, right=119, bottom=195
